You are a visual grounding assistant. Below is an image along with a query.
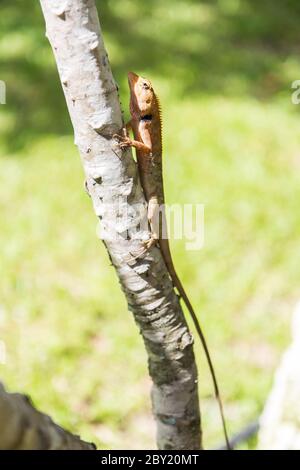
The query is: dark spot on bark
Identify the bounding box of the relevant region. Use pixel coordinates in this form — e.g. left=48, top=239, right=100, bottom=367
left=58, top=11, right=66, bottom=21
left=158, top=414, right=177, bottom=425
left=93, top=176, right=102, bottom=184
left=84, top=180, right=90, bottom=197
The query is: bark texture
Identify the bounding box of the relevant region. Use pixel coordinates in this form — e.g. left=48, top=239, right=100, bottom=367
left=39, top=0, right=201, bottom=450
left=0, top=382, right=95, bottom=450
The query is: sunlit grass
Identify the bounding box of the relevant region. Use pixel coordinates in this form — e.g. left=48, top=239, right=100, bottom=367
left=1, top=0, right=300, bottom=450
left=1, top=91, right=300, bottom=448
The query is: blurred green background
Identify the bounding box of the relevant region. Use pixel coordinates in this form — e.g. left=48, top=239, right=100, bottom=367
left=1, top=0, right=300, bottom=450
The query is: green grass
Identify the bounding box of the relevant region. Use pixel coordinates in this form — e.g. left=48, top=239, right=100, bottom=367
left=1, top=0, right=300, bottom=450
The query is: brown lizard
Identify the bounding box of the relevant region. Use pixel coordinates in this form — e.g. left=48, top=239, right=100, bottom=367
left=115, top=72, right=231, bottom=449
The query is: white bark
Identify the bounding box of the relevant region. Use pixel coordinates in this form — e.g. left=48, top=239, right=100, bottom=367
left=258, top=301, right=300, bottom=450
left=0, top=382, right=95, bottom=450
left=39, top=0, right=201, bottom=450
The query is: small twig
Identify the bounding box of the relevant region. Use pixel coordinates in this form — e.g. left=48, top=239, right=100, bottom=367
left=214, top=420, right=259, bottom=450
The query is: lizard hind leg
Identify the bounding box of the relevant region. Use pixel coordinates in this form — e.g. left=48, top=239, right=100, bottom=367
left=126, top=235, right=157, bottom=264
left=125, top=198, right=160, bottom=264
left=125, top=197, right=161, bottom=264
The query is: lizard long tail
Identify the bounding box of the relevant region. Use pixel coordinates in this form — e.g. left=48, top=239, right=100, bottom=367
left=159, top=238, right=231, bottom=450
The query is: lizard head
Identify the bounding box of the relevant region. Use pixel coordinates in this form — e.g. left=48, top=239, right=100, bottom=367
left=128, top=72, right=156, bottom=119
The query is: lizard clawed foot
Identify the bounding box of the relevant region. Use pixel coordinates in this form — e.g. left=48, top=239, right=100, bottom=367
left=113, top=134, right=133, bottom=149
left=127, top=236, right=158, bottom=264
left=143, top=236, right=157, bottom=250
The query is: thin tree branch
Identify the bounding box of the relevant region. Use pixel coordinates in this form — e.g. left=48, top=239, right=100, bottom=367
left=39, top=0, right=201, bottom=450
left=0, top=382, right=95, bottom=450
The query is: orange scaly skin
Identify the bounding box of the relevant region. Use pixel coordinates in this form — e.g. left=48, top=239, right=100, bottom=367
left=116, top=72, right=230, bottom=449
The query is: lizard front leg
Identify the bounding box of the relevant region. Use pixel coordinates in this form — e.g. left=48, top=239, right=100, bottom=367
left=114, top=121, right=151, bottom=152
left=114, top=135, right=151, bottom=152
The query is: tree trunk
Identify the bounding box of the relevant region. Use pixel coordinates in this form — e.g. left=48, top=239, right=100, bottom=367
left=0, top=382, right=95, bottom=450
left=39, top=0, right=201, bottom=450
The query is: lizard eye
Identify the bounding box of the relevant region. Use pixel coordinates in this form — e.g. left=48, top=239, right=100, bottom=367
left=142, top=82, right=150, bottom=89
